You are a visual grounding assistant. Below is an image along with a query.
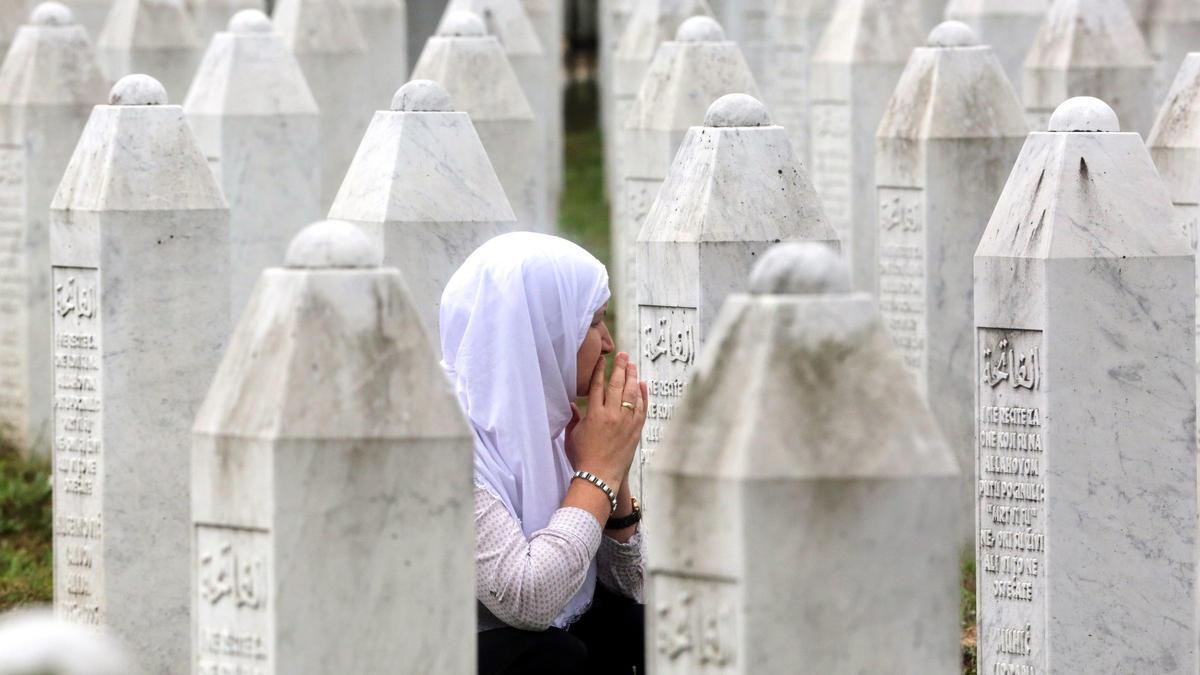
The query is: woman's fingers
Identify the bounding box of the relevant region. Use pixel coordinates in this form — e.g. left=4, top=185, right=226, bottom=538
left=587, top=355, right=606, bottom=408
left=622, top=363, right=641, bottom=413
left=607, top=352, right=629, bottom=406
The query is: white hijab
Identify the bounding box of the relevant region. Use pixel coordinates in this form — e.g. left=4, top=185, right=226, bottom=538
left=440, top=232, right=611, bottom=627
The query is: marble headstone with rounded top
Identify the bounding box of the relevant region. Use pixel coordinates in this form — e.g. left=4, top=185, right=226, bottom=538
left=184, top=9, right=321, bottom=320
left=646, top=242, right=960, bottom=674
left=1023, top=0, right=1153, bottom=134
left=329, top=79, right=519, bottom=336
left=974, top=96, right=1196, bottom=674
left=763, top=0, right=835, bottom=167
left=616, top=16, right=760, bottom=357
left=944, top=0, right=1046, bottom=97
left=95, top=0, right=203, bottom=101
left=344, top=0, right=407, bottom=112
left=183, top=0, right=263, bottom=38
left=61, top=0, right=112, bottom=37
left=50, top=74, right=229, bottom=674
left=810, top=0, right=922, bottom=293
left=875, top=21, right=1026, bottom=541
left=608, top=0, right=713, bottom=201
left=0, top=2, right=108, bottom=458
left=635, top=94, right=838, bottom=497
left=273, top=0, right=369, bottom=210
left=1143, top=0, right=1200, bottom=103
left=412, top=11, right=548, bottom=232
left=192, top=220, right=475, bottom=674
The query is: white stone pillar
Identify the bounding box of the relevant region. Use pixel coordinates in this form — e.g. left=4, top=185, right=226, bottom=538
left=763, top=0, right=836, bottom=168
left=184, top=8, right=320, bottom=321
left=345, top=0, right=408, bottom=112
left=616, top=16, right=760, bottom=358
left=329, top=79, right=518, bottom=336
left=95, top=0, right=204, bottom=101
left=646, top=242, right=960, bottom=674
left=1023, top=0, right=1153, bottom=134
left=876, top=20, right=1026, bottom=541
left=192, top=220, right=475, bottom=675
left=713, top=0, right=769, bottom=84
left=50, top=74, right=229, bottom=675
left=635, top=94, right=838, bottom=496
left=609, top=0, right=713, bottom=204
left=273, top=0, right=369, bottom=211
left=412, top=11, right=547, bottom=232
left=61, top=0, right=110, bottom=38
left=975, top=96, right=1196, bottom=674
left=0, top=3, right=107, bottom=458
left=944, top=0, right=1046, bottom=98
left=1143, top=0, right=1200, bottom=105
left=184, top=0, right=263, bottom=38
left=0, top=1, right=30, bottom=56
left=810, top=0, right=922, bottom=293
left=522, top=0, right=563, bottom=209
left=599, top=0, right=634, bottom=186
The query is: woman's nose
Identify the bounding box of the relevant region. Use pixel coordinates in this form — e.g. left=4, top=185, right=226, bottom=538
left=601, top=325, right=615, bottom=354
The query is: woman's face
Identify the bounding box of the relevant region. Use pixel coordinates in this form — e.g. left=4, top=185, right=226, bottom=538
left=576, top=303, right=614, bottom=397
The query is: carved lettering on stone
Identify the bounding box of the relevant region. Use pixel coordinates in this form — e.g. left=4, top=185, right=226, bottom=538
left=195, top=525, right=271, bottom=675
left=653, top=574, right=738, bottom=675
left=0, top=147, right=24, bottom=438
left=811, top=102, right=851, bottom=246
left=639, top=305, right=696, bottom=459
left=878, top=186, right=926, bottom=387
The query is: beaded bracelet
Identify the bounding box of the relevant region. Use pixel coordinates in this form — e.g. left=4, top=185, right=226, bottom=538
left=573, top=470, right=618, bottom=514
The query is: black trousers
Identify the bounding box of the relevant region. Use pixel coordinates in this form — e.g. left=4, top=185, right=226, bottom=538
left=478, top=585, right=645, bottom=675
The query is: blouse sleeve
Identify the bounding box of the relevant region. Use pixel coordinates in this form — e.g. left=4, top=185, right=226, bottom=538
left=475, top=485, right=602, bottom=631
left=597, top=531, right=645, bottom=601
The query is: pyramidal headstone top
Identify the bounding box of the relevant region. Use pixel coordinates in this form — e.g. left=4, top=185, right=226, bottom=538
left=329, top=78, right=518, bottom=336
left=95, top=0, right=204, bottom=101
left=944, top=0, right=1046, bottom=97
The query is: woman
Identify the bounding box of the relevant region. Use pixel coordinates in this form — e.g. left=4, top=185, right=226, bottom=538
left=440, top=232, right=647, bottom=674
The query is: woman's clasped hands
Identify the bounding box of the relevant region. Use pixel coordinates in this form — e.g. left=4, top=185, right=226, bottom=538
left=567, top=352, right=649, bottom=491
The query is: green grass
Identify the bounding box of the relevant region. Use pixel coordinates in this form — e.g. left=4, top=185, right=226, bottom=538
left=0, top=433, right=52, bottom=611
left=961, top=550, right=978, bottom=675
left=559, top=80, right=611, bottom=270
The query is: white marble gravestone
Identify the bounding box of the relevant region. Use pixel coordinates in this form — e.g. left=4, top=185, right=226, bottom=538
left=810, top=0, right=922, bottom=293
left=50, top=74, right=229, bottom=675
left=412, top=11, right=547, bottom=232
left=635, top=94, right=838, bottom=496
left=712, top=0, right=769, bottom=84
left=521, top=0, right=563, bottom=204
left=599, top=0, right=633, bottom=176
left=764, top=0, right=835, bottom=167
left=95, top=0, right=203, bottom=101
left=62, top=0, right=111, bottom=38
left=0, top=2, right=107, bottom=458
left=609, top=0, right=713, bottom=202
left=616, top=16, right=760, bottom=357
left=192, top=220, right=475, bottom=675
left=184, top=0, right=262, bottom=38
left=329, top=79, right=518, bottom=336
left=944, top=0, right=1046, bottom=97
left=646, top=242, right=960, bottom=674
left=876, top=20, right=1026, bottom=540
left=975, top=96, right=1197, bottom=674
left=1023, top=0, right=1153, bottom=134
left=184, top=9, right=320, bottom=320
left=345, top=0, right=407, bottom=112
left=273, top=0, right=368, bottom=211
left=0, top=1, right=30, bottom=56
left=1143, top=0, right=1200, bottom=104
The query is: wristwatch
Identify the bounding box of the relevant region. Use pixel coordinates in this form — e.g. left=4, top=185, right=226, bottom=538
left=605, top=497, right=641, bottom=530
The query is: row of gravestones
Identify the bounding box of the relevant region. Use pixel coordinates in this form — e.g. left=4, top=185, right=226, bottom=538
left=0, top=0, right=570, bottom=460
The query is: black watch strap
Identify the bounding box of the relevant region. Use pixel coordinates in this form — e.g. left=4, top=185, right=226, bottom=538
left=605, top=497, right=641, bottom=530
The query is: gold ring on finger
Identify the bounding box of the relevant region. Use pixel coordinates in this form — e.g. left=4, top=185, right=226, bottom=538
left=621, top=401, right=636, bottom=412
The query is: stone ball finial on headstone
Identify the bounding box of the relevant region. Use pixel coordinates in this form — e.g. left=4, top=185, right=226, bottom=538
left=108, top=74, right=168, bottom=106
left=1048, top=96, right=1121, bottom=132
left=704, top=93, right=771, bottom=128
left=927, top=20, right=979, bottom=47
left=749, top=242, right=850, bottom=295
left=30, top=1, right=74, bottom=26
left=227, top=9, right=273, bottom=34
left=285, top=220, right=382, bottom=269
left=676, top=16, right=725, bottom=42
left=439, top=10, right=487, bottom=38
left=391, top=79, right=453, bottom=112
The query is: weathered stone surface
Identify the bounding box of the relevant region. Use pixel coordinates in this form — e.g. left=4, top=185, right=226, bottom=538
left=345, top=0, right=407, bottom=112
left=50, top=73, right=229, bottom=675
left=273, top=0, right=369, bottom=211
left=974, top=96, right=1196, bottom=674
left=184, top=8, right=321, bottom=321
left=635, top=94, right=838, bottom=497
left=763, top=0, right=836, bottom=167
left=876, top=20, right=1026, bottom=541
left=60, top=0, right=111, bottom=38
left=0, top=3, right=107, bottom=458
left=95, top=0, right=204, bottom=101
left=810, top=0, right=922, bottom=292
left=192, top=219, right=475, bottom=675
left=184, top=0, right=262, bottom=38
left=944, top=0, right=1046, bottom=97
left=646, top=242, right=960, bottom=674
left=522, top=0, right=563, bottom=203
left=1143, top=0, right=1200, bottom=104
left=616, top=16, right=759, bottom=358
left=329, top=79, right=518, bottom=337
left=412, top=11, right=548, bottom=232
left=609, top=0, right=713, bottom=202
left=1023, top=0, right=1153, bottom=134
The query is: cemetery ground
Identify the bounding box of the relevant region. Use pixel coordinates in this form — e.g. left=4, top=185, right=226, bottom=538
left=0, top=80, right=979, bottom=674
